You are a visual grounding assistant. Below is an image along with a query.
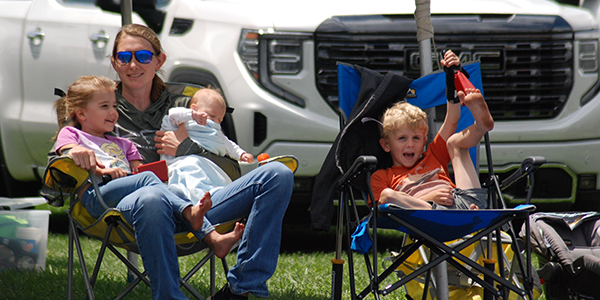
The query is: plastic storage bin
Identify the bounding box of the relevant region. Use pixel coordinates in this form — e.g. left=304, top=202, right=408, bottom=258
left=0, top=210, right=51, bottom=272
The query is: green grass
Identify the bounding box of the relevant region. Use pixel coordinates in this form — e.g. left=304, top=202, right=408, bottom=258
left=0, top=223, right=544, bottom=300
left=0, top=225, right=409, bottom=300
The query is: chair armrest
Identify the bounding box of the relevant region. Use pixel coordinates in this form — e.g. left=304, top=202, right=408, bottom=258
left=500, top=156, right=546, bottom=189
left=337, top=155, right=378, bottom=186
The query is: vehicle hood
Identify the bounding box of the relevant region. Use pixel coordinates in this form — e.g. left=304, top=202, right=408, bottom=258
left=202, top=0, right=597, bottom=31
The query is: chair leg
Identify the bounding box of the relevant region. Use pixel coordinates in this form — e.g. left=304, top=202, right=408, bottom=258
left=68, top=220, right=74, bottom=300
left=332, top=193, right=345, bottom=300
left=126, top=251, right=138, bottom=283
left=115, top=273, right=145, bottom=300
left=69, top=219, right=95, bottom=300
left=211, top=254, right=216, bottom=296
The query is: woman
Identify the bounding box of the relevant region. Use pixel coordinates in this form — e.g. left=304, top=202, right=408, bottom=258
left=70, top=24, right=293, bottom=300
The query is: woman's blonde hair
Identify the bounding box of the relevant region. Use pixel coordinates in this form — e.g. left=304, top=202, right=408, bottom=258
left=53, top=76, right=116, bottom=139
left=112, top=24, right=166, bottom=102
left=380, top=101, right=429, bottom=138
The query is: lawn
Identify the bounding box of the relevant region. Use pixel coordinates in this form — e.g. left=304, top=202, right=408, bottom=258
left=0, top=220, right=409, bottom=300
left=0, top=215, right=544, bottom=300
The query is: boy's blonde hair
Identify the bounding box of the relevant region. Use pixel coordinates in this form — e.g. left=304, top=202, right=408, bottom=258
left=380, top=101, right=429, bottom=138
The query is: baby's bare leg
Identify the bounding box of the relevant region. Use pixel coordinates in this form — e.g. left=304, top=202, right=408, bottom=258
left=182, top=191, right=212, bottom=231
left=204, top=222, right=245, bottom=258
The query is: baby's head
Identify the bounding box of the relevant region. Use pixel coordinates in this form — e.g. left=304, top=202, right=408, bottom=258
left=379, top=101, right=429, bottom=167
left=190, top=87, right=226, bottom=124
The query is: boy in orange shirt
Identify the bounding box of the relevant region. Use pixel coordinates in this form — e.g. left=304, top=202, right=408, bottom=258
left=370, top=50, right=494, bottom=210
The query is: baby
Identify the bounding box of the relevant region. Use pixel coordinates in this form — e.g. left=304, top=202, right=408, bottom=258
left=165, top=87, right=254, bottom=163
left=160, top=87, right=254, bottom=206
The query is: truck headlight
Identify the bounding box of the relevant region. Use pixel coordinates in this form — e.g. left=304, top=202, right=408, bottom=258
left=239, top=30, right=260, bottom=80
left=579, top=39, right=600, bottom=106
left=269, top=40, right=302, bottom=75
left=238, top=29, right=310, bottom=107
left=579, top=40, right=598, bottom=74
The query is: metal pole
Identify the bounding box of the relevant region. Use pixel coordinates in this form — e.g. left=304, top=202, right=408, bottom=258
left=121, top=1, right=134, bottom=281
left=121, top=0, right=133, bottom=26
left=415, top=0, right=448, bottom=299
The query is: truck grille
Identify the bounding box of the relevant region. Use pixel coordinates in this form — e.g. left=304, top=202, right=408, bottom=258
left=315, top=15, right=574, bottom=121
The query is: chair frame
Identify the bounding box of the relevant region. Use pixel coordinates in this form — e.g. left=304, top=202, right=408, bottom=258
left=59, top=162, right=231, bottom=300
left=332, top=132, right=545, bottom=300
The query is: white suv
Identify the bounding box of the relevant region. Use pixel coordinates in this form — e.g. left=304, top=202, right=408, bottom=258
left=2, top=0, right=600, bottom=212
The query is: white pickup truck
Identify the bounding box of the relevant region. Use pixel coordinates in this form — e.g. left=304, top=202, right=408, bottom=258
left=2, top=0, right=600, bottom=212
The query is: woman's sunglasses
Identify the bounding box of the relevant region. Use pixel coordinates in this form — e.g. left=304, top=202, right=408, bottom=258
left=115, top=50, right=156, bottom=65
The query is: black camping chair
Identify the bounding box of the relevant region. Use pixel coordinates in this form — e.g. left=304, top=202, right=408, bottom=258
left=313, top=63, right=544, bottom=300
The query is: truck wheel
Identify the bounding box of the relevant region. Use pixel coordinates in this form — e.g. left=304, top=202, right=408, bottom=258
left=0, top=148, right=41, bottom=198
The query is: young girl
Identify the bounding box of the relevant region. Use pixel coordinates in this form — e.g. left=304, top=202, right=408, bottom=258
left=53, top=75, right=210, bottom=231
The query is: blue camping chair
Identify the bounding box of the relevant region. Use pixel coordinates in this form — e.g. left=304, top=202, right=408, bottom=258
left=313, top=63, right=545, bottom=300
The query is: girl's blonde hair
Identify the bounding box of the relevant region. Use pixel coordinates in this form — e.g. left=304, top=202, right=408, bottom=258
left=380, top=101, right=429, bottom=138
left=53, top=76, right=116, bottom=139
left=112, top=23, right=166, bottom=103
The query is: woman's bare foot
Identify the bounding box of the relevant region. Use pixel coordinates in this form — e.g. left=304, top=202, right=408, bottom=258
left=183, top=191, right=212, bottom=231
left=204, top=222, right=245, bottom=258
left=459, top=88, right=494, bottom=131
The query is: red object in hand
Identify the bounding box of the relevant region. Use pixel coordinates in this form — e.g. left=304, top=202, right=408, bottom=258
left=454, top=71, right=476, bottom=105
left=135, top=160, right=169, bottom=182
left=454, top=71, right=475, bottom=94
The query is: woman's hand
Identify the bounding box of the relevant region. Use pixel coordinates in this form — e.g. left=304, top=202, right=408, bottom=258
left=155, top=125, right=188, bottom=156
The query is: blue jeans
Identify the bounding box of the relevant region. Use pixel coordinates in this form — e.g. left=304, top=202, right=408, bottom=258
left=201, top=162, right=293, bottom=298
left=81, top=162, right=293, bottom=299
left=81, top=172, right=193, bottom=300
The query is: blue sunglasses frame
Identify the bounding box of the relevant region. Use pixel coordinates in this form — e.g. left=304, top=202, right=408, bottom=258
left=115, top=50, right=156, bottom=65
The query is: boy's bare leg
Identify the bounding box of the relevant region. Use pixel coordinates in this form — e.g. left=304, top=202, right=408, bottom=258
left=378, top=188, right=433, bottom=209
left=183, top=191, right=212, bottom=231
left=447, top=88, right=494, bottom=189
left=204, top=222, right=245, bottom=258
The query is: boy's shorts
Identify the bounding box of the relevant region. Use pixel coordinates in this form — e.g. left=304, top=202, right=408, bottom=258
left=430, top=188, right=487, bottom=210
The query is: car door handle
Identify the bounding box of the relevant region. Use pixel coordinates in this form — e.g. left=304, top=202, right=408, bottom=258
left=90, top=30, right=110, bottom=48
left=26, top=28, right=45, bottom=45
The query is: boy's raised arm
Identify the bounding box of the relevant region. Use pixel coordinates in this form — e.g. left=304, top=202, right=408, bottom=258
left=439, top=50, right=462, bottom=141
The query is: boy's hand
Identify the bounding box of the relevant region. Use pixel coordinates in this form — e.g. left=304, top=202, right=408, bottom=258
left=441, top=49, right=469, bottom=104
left=240, top=152, right=255, bottom=163
left=191, top=111, right=208, bottom=126
left=424, top=188, right=454, bottom=207
left=441, top=50, right=460, bottom=68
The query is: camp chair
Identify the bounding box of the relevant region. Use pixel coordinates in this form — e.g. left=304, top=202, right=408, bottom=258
left=312, top=63, right=545, bottom=300
left=523, top=211, right=600, bottom=300
left=41, top=155, right=240, bottom=300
